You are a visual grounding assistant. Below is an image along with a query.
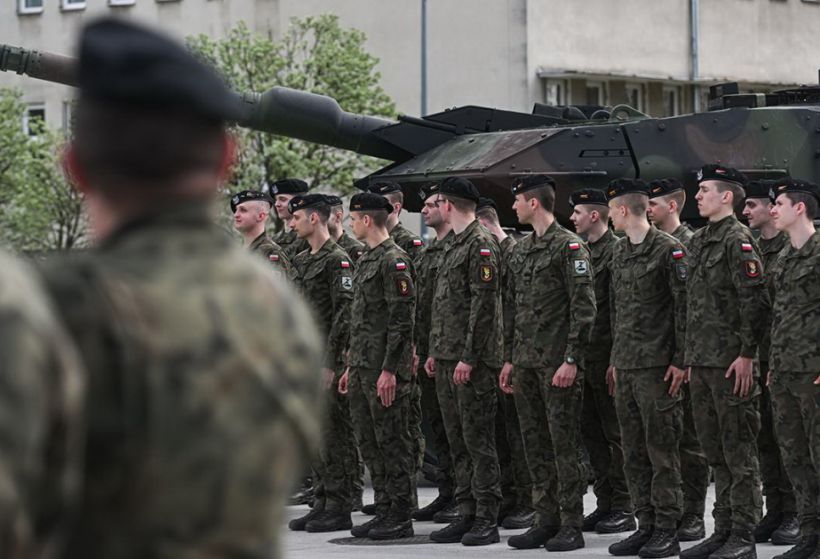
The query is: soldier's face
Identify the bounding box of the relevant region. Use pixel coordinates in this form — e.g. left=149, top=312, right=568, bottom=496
left=512, top=194, right=532, bottom=224
left=233, top=202, right=265, bottom=233
left=647, top=197, right=672, bottom=224
left=274, top=194, right=294, bottom=219
left=570, top=205, right=593, bottom=234
left=349, top=212, right=367, bottom=240
left=421, top=195, right=444, bottom=227
left=289, top=210, right=312, bottom=238
left=327, top=208, right=342, bottom=235
left=771, top=194, right=798, bottom=231
left=695, top=182, right=723, bottom=218
left=607, top=200, right=626, bottom=231
left=743, top=198, right=773, bottom=229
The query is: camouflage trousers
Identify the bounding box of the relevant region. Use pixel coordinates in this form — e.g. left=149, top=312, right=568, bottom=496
left=690, top=367, right=762, bottom=532
left=409, top=373, right=424, bottom=508
left=435, top=360, right=501, bottom=521
left=758, top=363, right=796, bottom=516
left=513, top=366, right=585, bottom=528
left=348, top=368, right=415, bottom=516
left=770, top=371, right=820, bottom=535
left=679, top=383, right=710, bottom=517
left=614, top=367, right=683, bottom=530
left=313, top=383, right=359, bottom=512
left=582, top=359, right=631, bottom=512
left=496, top=387, right=533, bottom=510
left=419, top=366, right=455, bottom=498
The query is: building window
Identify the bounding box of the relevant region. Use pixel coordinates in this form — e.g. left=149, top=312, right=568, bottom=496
left=625, top=83, right=646, bottom=112
left=802, top=0, right=819, bottom=4
left=109, top=0, right=136, bottom=5
left=62, top=100, right=75, bottom=132
left=662, top=86, right=680, bottom=117
left=585, top=80, right=606, bottom=106
left=23, top=105, right=45, bottom=136
left=18, top=0, right=43, bottom=14
left=61, top=0, right=86, bottom=10
left=544, top=79, right=568, bottom=106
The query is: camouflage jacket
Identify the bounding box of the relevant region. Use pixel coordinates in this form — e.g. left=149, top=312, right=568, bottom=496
left=672, top=223, right=695, bottom=247
left=504, top=221, right=596, bottom=368
left=609, top=226, right=688, bottom=370
left=770, top=231, right=820, bottom=373
left=430, top=220, right=503, bottom=370
left=390, top=221, right=424, bottom=260
left=291, top=239, right=354, bottom=373
left=498, top=235, right=517, bottom=337
left=587, top=229, right=617, bottom=363
left=684, top=214, right=770, bottom=368
left=414, top=233, right=452, bottom=361
left=41, top=208, right=323, bottom=559
left=272, top=227, right=310, bottom=260
left=249, top=231, right=292, bottom=278
left=336, top=231, right=366, bottom=262
left=758, top=231, right=789, bottom=365
left=0, top=252, right=84, bottom=559
left=347, top=238, right=415, bottom=375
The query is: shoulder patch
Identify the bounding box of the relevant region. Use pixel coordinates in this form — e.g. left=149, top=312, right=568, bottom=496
left=395, top=261, right=407, bottom=271
left=341, top=276, right=353, bottom=290
left=672, top=249, right=684, bottom=260
left=341, top=260, right=351, bottom=269
left=741, top=242, right=753, bottom=252
left=413, top=239, right=423, bottom=247
left=744, top=260, right=761, bottom=278
left=569, top=242, right=581, bottom=251
left=573, top=259, right=589, bottom=275
left=269, top=254, right=280, bottom=262
left=479, top=248, right=492, bottom=257
left=480, top=264, right=494, bottom=282
left=395, top=276, right=411, bottom=296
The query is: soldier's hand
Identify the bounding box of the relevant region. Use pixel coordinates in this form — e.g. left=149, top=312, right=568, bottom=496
left=606, top=365, right=617, bottom=396
left=664, top=365, right=686, bottom=397
left=338, top=369, right=350, bottom=395
left=453, top=361, right=473, bottom=385
left=425, top=357, right=436, bottom=378
left=552, top=362, right=577, bottom=388
left=499, top=362, right=514, bottom=394
left=322, top=368, right=335, bottom=390
left=725, top=356, right=754, bottom=397
left=377, top=370, right=397, bottom=407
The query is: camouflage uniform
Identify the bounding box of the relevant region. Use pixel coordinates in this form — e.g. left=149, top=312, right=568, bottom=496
left=685, top=214, right=768, bottom=533
left=347, top=238, right=416, bottom=518
left=672, top=224, right=695, bottom=246
left=580, top=229, right=631, bottom=513
left=273, top=227, right=310, bottom=260
left=337, top=231, right=366, bottom=262
left=291, top=240, right=356, bottom=514
left=390, top=221, right=424, bottom=261
left=609, top=227, right=687, bottom=530
left=249, top=231, right=292, bottom=278
left=41, top=208, right=323, bottom=559
left=504, top=221, right=596, bottom=529
left=430, top=220, right=503, bottom=521
left=769, top=231, right=820, bottom=537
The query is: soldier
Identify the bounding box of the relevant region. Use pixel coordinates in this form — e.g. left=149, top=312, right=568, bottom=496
left=45, top=19, right=323, bottom=559
left=270, top=178, right=311, bottom=259
left=682, top=164, right=769, bottom=559
left=285, top=194, right=357, bottom=533
left=230, top=189, right=292, bottom=277
left=0, top=252, right=84, bottom=559
left=369, top=181, right=424, bottom=259
left=499, top=175, right=595, bottom=552
left=327, top=194, right=366, bottom=261
left=568, top=188, right=634, bottom=535
left=476, top=196, right=535, bottom=530
left=338, top=193, right=416, bottom=540
left=603, top=179, right=687, bottom=558
left=425, top=177, right=503, bottom=546
left=768, top=178, right=820, bottom=559
left=743, top=180, right=799, bottom=547
left=648, top=178, right=709, bottom=542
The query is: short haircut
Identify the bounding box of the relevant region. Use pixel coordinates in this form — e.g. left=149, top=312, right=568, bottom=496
left=521, top=184, right=555, bottom=213
left=589, top=205, right=610, bottom=221
left=784, top=192, right=819, bottom=219
left=384, top=191, right=404, bottom=207
left=714, top=181, right=745, bottom=211
left=359, top=210, right=389, bottom=228
left=616, top=192, right=648, bottom=216
left=661, top=190, right=686, bottom=214
left=304, top=205, right=331, bottom=222
left=476, top=207, right=500, bottom=226
left=443, top=195, right=477, bottom=213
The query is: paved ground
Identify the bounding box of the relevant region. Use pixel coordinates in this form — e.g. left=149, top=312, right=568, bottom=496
left=284, top=485, right=789, bottom=558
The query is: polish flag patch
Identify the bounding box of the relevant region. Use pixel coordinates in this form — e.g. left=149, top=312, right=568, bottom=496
left=341, top=260, right=350, bottom=269
left=396, top=261, right=407, bottom=271
left=672, top=249, right=684, bottom=260
left=479, top=248, right=492, bottom=257
left=569, top=242, right=581, bottom=251
left=413, top=239, right=423, bottom=247
left=269, top=254, right=279, bottom=262
left=741, top=243, right=753, bottom=252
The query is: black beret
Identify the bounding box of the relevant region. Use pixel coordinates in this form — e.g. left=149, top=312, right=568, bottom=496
left=439, top=177, right=480, bottom=203
left=78, top=18, right=242, bottom=122
left=324, top=194, right=343, bottom=206
left=771, top=178, right=820, bottom=203
left=511, top=175, right=556, bottom=195
left=230, top=190, right=272, bottom=212
left=697, top=164, right=747, bottom=188
left=418, top=182, right=441, bottom=201
left=648, top=179, right=685, bottom=199
left=606, top=178, right=650, bottom=201
left=270, top=179, right=309, bottom=195
left=477, top=197, right=498, bottom=212
left=349, top=192, right=393, bottom=213
left=369, top=181, right=402, bottom=195
left=569, top=188, right=608, bottom=207
left=288, top=194, right=329, bottom=214
left=744, top=179, right=776, bottom=201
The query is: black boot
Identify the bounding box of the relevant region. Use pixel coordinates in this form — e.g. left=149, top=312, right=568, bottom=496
left=508, top=525, right=560, bottom=549
left=583, top=508, right=610, bottom=532
left=413, top=494, right=452, bottom=521
left=500, top=506, right=535, bottom=529
left=432, top=501, right=460, bottom=524
left=350, top=515, right=386, bottom=538
left=597, top=511, right=638, bottom=534
left=430, top=515, right=474, bottom=543
left=461, top=517, right=500, bottom=546
left=754, top=511, right=783, bottom=543
left=288, top=507, right=322, bottom=531
left=709, top=530, right=756, bottom=559
left=610, top=526, right=654, bottom=556
left=368, top=512, right=414, bottom=540
left=773, top=536, right=820, bottom=559
left=351, top=494, right=364, bottom=512
left=304, top=510, right=353, bottom=533
left=772, top=514, right=802, bottom=546
left=638, top=528, right=680, bottom=558
left=678, top=513, right=706, bottom=542
left=360, top=503, right=377, bottom=516
left=680, top=530, right=731, bottom=559
left=545, top=526, right=585, bottom=552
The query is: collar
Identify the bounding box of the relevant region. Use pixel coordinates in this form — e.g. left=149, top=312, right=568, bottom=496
left=704, top=214, right=738, bottom=241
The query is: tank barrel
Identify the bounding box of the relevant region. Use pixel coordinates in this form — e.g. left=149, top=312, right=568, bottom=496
left=0, top=43, right=77, bottom=87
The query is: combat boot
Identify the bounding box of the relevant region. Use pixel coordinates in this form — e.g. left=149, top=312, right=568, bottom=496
left=350, top=515, right=386, bottom=538
left=753, top=511, right=783, bottom=543
left=709, top=529, right=756, bottom=559
left=508, top=525, right=560, bottom=549
left=680, top=530, right=730, bottom=559
left=772, top=514, right=802, bottom=546
left=678, top=513, right=706, bottom=542
left=500, top=505, right=535, bottom=529
left=545, top=526, right=585, bottom=552
left=304, top=510, right=353, bottom=533
left=360, top=502, right=377, bottom=516
left=597, top=510, right=638, bottom=534
left=610, top=526, right=654, bottom=556
left=432, top=501, right=460, bottom=524
left=638, top=528, right=680, bottom=558
left=413, top=494, right=451, bottom=521
left=773, top=535, right=820, bottom=559
left=429, top=515, right=474, bottom=543
left=583, top=508, right=610, bottom=532
left=368, top=512, right=414, bottom=540
left=288, top=507, right=322, bottom=531
left=461, top=517, right=500, bottom=546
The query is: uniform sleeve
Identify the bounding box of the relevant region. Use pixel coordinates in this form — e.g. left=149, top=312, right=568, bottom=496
left=502, top=248, right=517, bottom=363
left=666, top=245, right=689, bottom=369
left=324, top=258, right=354, bottom=372
left=608, top=257, right=617, bottom=365
left=413, top=250, right=431, bottom=361
left=727, top=239, right=771, bottom=359
left=461, top=242, right=501, bottom=367
left=381, top=258, right=416, bottom=373
left=264, top=246, right=293, bottom=280
left=560, top=243, right=596, bottom=363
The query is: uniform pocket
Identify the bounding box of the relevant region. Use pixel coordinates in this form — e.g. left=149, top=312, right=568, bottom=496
left=649, top=395, right=682, bottom=447
left=726, top=393, right=761, bottom=443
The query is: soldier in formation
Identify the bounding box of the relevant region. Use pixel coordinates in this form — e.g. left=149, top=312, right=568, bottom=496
left=231, top=189, right=292, bottom=277
left=327, top=194, right=366, bottom=262
left=271, top=178, right=312, bottom=259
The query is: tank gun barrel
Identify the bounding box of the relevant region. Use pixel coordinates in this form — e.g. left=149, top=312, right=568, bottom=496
left=0, top=44, right=77, bottom=87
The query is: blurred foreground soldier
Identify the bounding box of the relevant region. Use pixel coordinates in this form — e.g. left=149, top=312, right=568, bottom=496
left=476, top=196, right=534, bottom=530
left=286, top=194, right=357, bottom=533
left=682, top=165, right=768, bottom=559
left=768, top=179, right=820, bottom=559
left=569, top=188, right=633, bottom=535
left=500, top=175, right=595, bottom=552
left=425, top=177, right=503, bottom=546
left=230, top=189, right=292, bottom=276
left=327, top=194, right=366, bottom=261
left=271, top=178, right=311, bottom=259
left=743, top=180, right=798, bottom=546
left=605, top=179, right=687, bottom=558
left=338, top=193, right=416, bottom=540
left=49, top=18, right=323, bottom=559
left=648, top=178, right=709, bottom=541
left=0, top=253, right=84, bottom=559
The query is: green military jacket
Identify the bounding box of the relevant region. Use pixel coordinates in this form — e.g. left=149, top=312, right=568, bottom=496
left=609, top=226, right=688, bottom=370
left=291, top=239, right=354, bottom=373
left=414, top=232, right=452, bottom=362
left=347, top=238, right=415, bottom=375
left=504, top=221, right=596, bottom=369
left=390, top=221, right=423, bottom=260
left=249, top=231, right=292, bottom=278
left=272, top=227, right=310, bottom=260
left=336, top=231, right=366, bottom=262
left=758, top=231, right=789, bottom=365
left=586, top=229, right=617, bottom=363
left=41, top=209, right=322, bottom=559
left=672, top=223, right=695, bottom=247
left=684, top=214, right=770, bottom=368
left=430, top=220, right=503, bottom=371
left=770, top=231, right=820, bottom=373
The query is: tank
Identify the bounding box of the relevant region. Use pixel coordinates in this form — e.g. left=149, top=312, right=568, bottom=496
left=4, top=42, right=820, bottom=227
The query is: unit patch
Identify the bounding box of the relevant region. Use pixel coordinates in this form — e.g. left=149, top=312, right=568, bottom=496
left=396, top=277, right=411, bottom=296
left=744, top=260, right=760, bottom=278
left=676, top=263, right=688, bottom=281
left=574, top=259, right=589, bottom=275
left=480, top=264, right=494, bottom=282
left=341, top=276, right=353, bottom=290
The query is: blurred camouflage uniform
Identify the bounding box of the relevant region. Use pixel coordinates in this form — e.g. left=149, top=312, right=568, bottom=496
left=273, top=228, right=310, bottom=260
left=430, top=220, right=503, bottom=521
left=685, top=214, right=768, bottom=533
left=347, top=239, right=416, bottom=518
left=504, top=222, right=595, bottom=529
left=249, top=231, right=292, bottom=278
left=0, top=252, right=84, bottom=559
left=337, top=231, right=366, bottom=262
left=581, top=228, right=631, bottom=514
left=769, top=231, right=820, bottom=537
left=609, top=227, right=687, bottom=530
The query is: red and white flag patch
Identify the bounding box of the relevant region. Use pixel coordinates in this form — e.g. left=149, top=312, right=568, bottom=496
left=270, top=254, right=280, bottom=262
left=395, top=261, right=407, bottom=271
left=672, top=249, right=684, bottom=260
left=569, top=242, right=581, bottom=251
left=479, top=248, right=492, bottom=257
left=413, top=239, right=423, bottom=247
left=341, top=260, right=350, bottom=269
left=741, top=243, right=753, bottom=252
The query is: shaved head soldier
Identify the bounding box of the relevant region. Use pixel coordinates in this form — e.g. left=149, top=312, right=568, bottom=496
left=231, top=189, right=292, bottom=277
left=326, top=194, right=366, bottom=262
left=647, top=179, right=695, bottom=245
